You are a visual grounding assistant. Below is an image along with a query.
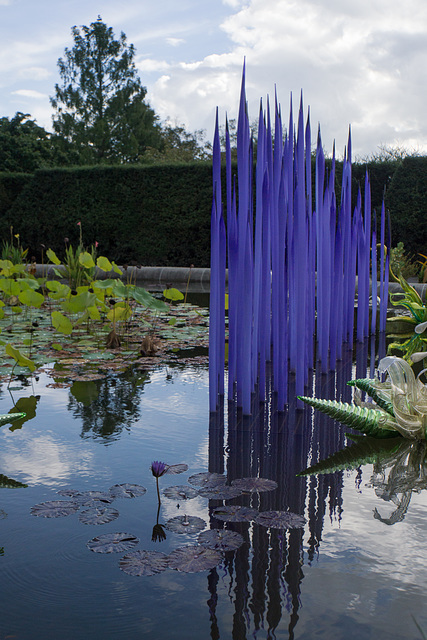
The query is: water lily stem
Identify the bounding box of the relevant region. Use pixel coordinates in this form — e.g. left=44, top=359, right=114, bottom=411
left=156, top=477, right=161, bottom=504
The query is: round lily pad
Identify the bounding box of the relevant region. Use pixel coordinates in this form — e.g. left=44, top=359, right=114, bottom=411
left=231, top=477, right=278, bottom=493
left=168, top=545, right=223, bottom=573
left=198, top=529, right=244, bottom=552
left=109, top=483, right=147, bottom=499
left=255, top=510, right=306, bottom=529
left=165, top=515, right=206, bottom=534
left=119, top=550, right=169, bottom=576
left=211, top=505, right=259, bottom=523
left=164, top=464, right=188, bottom=475
left=198, top=485, right=243, bottom=500
left=163, top=485, right=199, bottom=500
left=31, top=500, right=79, bottom=518
left=188, top=472, right=226, bottom=488
left=79, top=506, right=120, bottom=525
left=87, top=532, right=140, bottom=553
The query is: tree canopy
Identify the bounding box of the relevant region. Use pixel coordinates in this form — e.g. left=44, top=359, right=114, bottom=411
left=0, top=112, right=78, bottom=172
left=50, top=17, right=163, bottom=164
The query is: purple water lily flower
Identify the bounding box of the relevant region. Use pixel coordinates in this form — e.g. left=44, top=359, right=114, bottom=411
left=151, top=461, right=168, bottom=478
left=151, top=461, right=169, bottom=504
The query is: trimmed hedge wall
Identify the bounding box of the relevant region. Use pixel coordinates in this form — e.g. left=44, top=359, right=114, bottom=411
left=0, top=156, right=424, bottom=267
left=2, top=164, right=214, bottom=266
left=0, top=172, right=33, bottom=219
left=385, top=156, right=427, bottom=257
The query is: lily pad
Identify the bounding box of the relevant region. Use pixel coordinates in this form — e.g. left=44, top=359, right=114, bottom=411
left=198, top=529, right=244, bottom=552
left=168, top=545, right=223, bottom=573
left=198, top=485, right=243, bottom=500
left=165, top=515, right=206, bottom=534
left=231, top=477, right=278, bottom=493
left=109, top=483, right=147, bottom=498
left=255, top=510, right=306, bottom=530
left=188, top=472, right=226, bottom=488
left=211, top=505, right=259, bottom=523
left=79, top=506, right=120, bottom=525
left=87, top=532, right=140, bottom=554
left=31, top=500, right=79, bottom=518
left=164, top=464, right=188, bottom=475
left=163, top=485, right=199, bottom=500
left=119, top=550, right=169, bottom=576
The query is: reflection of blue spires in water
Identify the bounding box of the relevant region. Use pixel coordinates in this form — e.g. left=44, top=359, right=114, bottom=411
left=206, top=339, right=372, bottom=637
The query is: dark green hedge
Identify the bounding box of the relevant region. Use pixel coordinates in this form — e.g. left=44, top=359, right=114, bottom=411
left=3, top=164, right=214, bottom=266
left=385, top=156, right=427, bottom=257
left=0, top=172, right=33, bottom=219
left=0, top=157, right=422, bottom=267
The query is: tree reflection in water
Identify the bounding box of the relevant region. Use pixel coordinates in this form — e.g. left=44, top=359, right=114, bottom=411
left=67, top=368, right=150, bottom=443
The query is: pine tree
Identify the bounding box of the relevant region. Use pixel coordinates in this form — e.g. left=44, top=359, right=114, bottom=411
left=50, top=17, right=163, bottom=163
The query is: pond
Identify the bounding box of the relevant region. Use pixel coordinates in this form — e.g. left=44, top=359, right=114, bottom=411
left=1, top=340, right=427, bottom=640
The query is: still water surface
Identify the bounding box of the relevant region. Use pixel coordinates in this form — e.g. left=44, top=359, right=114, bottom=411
left=0, top=348, right=426, bottom=640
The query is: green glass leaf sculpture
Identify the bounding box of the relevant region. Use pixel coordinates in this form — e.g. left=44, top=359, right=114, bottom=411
left=297, top=436, right=403, bottom=476
left=297, top=396, right=400, bottom=438
left=0, top=473, right=28, bottom=488
left=347, top=378, right=395, bottom=417
left=0, top=412, right=26, bottom=427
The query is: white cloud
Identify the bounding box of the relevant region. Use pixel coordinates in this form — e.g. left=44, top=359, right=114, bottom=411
left=12, top=89, right=47, bottom=99
left=144, top=0, right=427, bottom=155
left=18, top=66, right=51, bottom=80
left=166, top=37, right=184, bottom=47
left=137, top=58, right=170, bottom=73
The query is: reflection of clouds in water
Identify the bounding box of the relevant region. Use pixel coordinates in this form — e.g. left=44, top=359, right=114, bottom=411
left=193, top=438, right=209, bottom=469
left=317, top=467, right=427, bottom=588
left=159, top=493, right=210, bottom=524
left=0, top=433, right=94, bottom=486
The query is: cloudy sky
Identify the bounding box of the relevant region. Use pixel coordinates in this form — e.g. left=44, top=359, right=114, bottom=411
left=1, top=0, right=426, bottom=159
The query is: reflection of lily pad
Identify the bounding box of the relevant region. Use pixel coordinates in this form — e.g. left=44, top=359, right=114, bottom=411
left=57, top=488, right=81, bottom=497
left=165, top=464, right=188, bottom=475
left=8, top=395, right=39, bottom=430
left=31, top=500, right=79, bottom=518
left=199, top=486, right=243, bottom=500
left=165, top=515, right=206, bottom=534
left=231, top=477, right=278, bottom=493
left=79, top=506, right=120, bottom=525
left=109, top=483, right=147, bottom=498
left=188, top=472, right=226, bottom=488
left=198, top=529, right=244, bottom=552
left=163, top=485, right=199, bottom=500
left=168, top=545, right=223, bottom=573
left=70, top=381, right=99, bottom=406
left=255, top=511, right=306, bottom=529
left=87, top=532, right=139, bottom=553
left=119, top=550, right=169, bottom=576
left=211, top=505, right=258, bottom=522
left=73, top=491, right=115, bottom=506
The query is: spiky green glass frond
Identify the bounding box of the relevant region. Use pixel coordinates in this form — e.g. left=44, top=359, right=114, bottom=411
left=297, top=396, right=401, bottom=438
left=0, top=473, right=28, bottom=488
left=347, top=378, right=395, bottom=416
left=0, top=413, right=26, bottom=427
left=297, top=436, right=403, bottom=476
